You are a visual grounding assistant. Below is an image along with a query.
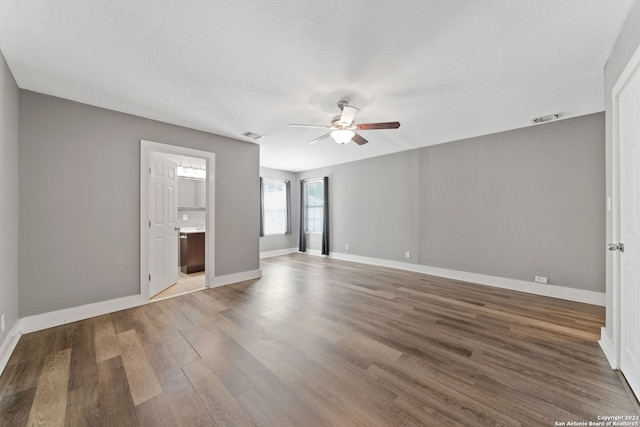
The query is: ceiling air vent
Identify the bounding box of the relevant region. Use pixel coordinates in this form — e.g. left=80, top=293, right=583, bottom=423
left=531, top=114, right=560, bottom=124
left=242, top=131, right=263, bottom=140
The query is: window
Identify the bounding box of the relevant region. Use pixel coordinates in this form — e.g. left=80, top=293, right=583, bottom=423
left=305, top=180, right=324, bottom=232
left=262, top=179, right=289, bottom=235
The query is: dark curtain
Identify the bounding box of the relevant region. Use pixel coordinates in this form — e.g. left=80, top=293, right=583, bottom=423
left=298, top=179, right=306, bottom=252
left=285, top=180, right=292, bottom=235
left=321, top=176, right=330, bottom=255
left=259, top=177, right=264, bottom=237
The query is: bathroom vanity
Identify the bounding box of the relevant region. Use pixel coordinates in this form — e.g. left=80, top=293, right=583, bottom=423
left=179, top=227, right=205, bottom=273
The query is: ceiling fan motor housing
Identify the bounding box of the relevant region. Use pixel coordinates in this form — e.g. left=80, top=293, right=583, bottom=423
left=331, top=115, right=349, bottom=129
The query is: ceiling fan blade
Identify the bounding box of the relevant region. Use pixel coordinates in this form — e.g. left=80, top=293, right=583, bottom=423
left=339, top=105, right=359, bottom=126
left=289, top=124, right=332, bottom=129
left=308, top=133, right=332, bottom=145
left=352, top=133, right=368, bottom=145
left=357, top=121, right=401, bottom=130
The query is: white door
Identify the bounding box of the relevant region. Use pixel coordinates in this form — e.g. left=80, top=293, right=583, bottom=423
left=618, top=67, right=640, bottom=396
left=149, top=152, right=179, bottom=297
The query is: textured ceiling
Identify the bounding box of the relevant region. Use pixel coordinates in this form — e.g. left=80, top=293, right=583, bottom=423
left=0, top=1, right=635, bottom=172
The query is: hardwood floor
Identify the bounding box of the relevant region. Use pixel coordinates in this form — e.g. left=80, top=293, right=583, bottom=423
left=1, top=254, right=637, bottom=426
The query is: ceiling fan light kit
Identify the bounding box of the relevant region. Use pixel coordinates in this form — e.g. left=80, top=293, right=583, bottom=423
left=289, top=100, right=400, bottom=146
left=331, top=129, right=355, bottom=144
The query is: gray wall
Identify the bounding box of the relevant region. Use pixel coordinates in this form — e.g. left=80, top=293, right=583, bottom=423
left=301, top=113, right=605, bottom=292
left=0, top=51, right=19, bottom=348
left=298, top=154, right=419, bottom=263
left=259, top=167, right=299, bottom=253
left=604, top=0, right=640, bottom=337
left=178, top=209, right=206, bottom=228
left=19, top=91, right=260, bottom=317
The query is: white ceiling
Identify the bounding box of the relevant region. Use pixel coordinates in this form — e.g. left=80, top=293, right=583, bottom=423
left=0, top=1, right=634, bottom=172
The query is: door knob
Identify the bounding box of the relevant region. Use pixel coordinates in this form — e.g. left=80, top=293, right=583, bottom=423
left=608, top=243, right=625, bottom=252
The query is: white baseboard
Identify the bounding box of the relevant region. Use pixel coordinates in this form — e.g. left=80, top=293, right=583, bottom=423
left=305, top=249, right=324, bottom=257
left=209, top=269, right=262, bottom=288
left=260, top=248, right=298, bottom=259
left=15, top=268, right=262, bottom=334
left=20, top=294, right=147, bottom=335
left=599, top=327, right=618, bottom=369
left=0, top=319, right=22, bottom=376
left=319, top=252, right=605, bottom=306
left=1, top=268, right=261, bottom=371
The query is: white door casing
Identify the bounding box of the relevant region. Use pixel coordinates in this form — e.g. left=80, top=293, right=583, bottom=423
left=618, top=65, right=640, bottom=397
left=149, top=152, right=179, bottom=296
left=140, top=140, right=215, bottom=300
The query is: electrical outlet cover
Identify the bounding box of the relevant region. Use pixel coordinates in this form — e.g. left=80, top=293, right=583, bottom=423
left=534, top=276, right=549, bottom=284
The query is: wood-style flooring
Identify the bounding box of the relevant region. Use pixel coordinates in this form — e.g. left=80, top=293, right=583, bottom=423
left=151, top=271, right=206, bottom=302
left=0, top=254, right=637, bottom=426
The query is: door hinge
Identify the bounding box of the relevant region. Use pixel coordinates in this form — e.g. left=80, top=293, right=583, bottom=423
left=149, top=274, right=151, bottom=281
left=608, top=243, right=625, bottom=252
left=149, top=220, right=151, bottom=228
left=149, top=167, right=151, bottom=174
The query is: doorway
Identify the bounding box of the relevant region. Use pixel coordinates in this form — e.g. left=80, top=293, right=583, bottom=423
left=140, top=140, right=215, bottom=301
left=611, top=45, right=640, bottom=399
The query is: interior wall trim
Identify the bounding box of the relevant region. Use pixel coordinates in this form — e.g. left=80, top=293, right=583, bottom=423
left=305, top=251, right=605, bottom=306
left=599, top=327, right=618, bottom=369
left=1, top=268, right=263, bottom=374
left=259, top=248, right=298, bottom=259
left=209, top=269, right=262, bottom=288
left=0, top=320, right=22, bottom=377
left=19, top=294, right=148, bottom=335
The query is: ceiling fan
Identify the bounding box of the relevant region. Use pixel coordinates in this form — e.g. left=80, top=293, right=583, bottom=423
left=289, top=100, right=400, bottom=145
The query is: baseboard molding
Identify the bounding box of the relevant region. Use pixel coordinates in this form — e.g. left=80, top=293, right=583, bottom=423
left=599, top=327, right=618, bottom=369
left=320, top=252, right=605, bottom=306
left=209, top=269, right=262, bottom=288
left=0, top=320, right=22, bottom=376
left=3, top=268, right=261, bottom=370
left=260, top=248, right=298, bottom=259
left=15, top=268, right=262, bottom=335
left=305, top=249, right=324, bottom=257
left=20, top=294, right=147, bottom=335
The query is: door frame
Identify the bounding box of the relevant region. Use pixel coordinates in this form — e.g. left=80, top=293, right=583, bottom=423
left=140, top=140, right=216, bottom=300
left=609, top=43, right=640, bottom=371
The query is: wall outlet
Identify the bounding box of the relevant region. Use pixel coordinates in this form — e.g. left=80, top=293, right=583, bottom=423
left=405, top=251, right=411, bottom=259
left=534, top=276, right=549, bottom=284
left=182, top=214, right=188, bottom=221
left=1, top=313, right=4, bottom=332
left=345, top=243, right=350, bottom=251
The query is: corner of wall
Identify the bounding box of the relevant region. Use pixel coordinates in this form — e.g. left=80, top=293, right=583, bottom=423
left=0, top=319, right=21, bottom=376
left=210, top=269, right=262, bottom=288
left=0, top=48, right=21, bottom=375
